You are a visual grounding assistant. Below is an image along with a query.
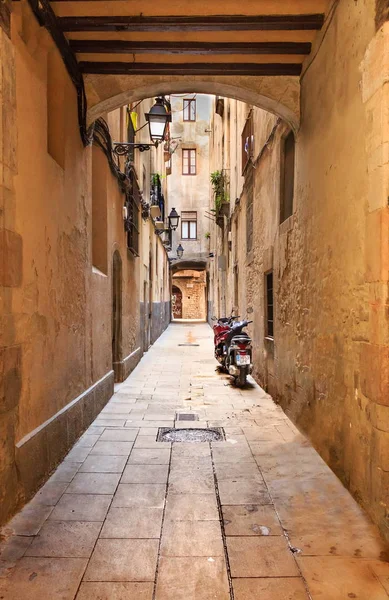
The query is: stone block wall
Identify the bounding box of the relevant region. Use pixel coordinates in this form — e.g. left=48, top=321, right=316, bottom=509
left=172, top=270, right=206, bottom=320
left=209, top=3, right=389, bottom=541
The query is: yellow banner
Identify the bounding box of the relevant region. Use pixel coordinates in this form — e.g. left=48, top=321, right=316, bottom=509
left=130, top=111, right=137, bottom=132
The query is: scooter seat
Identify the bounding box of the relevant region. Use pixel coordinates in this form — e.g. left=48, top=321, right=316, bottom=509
left=231, top=334, right=251, bottom=343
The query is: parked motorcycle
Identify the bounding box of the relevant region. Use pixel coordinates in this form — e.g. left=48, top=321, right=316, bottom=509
left=212, top=311, right=253, bottom=386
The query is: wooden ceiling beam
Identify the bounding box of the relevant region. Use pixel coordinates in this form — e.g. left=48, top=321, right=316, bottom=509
left=70, top=40, right=312, bottom=55
left=79, top=61, right=303, bottom=76
left=60, top=14, right=325, bottom=33
left=66, top=30, right=316, bottom=43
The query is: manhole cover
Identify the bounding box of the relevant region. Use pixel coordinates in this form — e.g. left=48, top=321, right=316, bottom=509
left=157, top=428, right=225, bottom=443
left=178, top=343, right=200, bottom=347
left=176, top=413, right=199, bottom=421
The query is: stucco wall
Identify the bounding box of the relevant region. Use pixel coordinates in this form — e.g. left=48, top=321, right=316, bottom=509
left=0, top=6, right=171, bottom=525
left=167, top=94, right=212, bottom=260
left=1, top=0, right=20, bottom=522
left=210, top=4, right=389, bottom=540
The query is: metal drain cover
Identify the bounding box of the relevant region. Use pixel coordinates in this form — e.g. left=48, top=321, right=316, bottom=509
left=176, top=413, right=199, bottom=421
left=178, top=343, right=200, bottom=347
left=157, top=428, right=224, bottom=443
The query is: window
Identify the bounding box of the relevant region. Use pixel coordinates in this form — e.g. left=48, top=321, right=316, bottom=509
left=246, top=179, right=253, bottom=254
left=155, top=237, right=159, bottom=277
left=215, top=96, right=224, bottom=117
left=126, top=168, right=140, bottom=256
left=181, top=211, right=197, bottom=239
left=280, top=131, right=295, bottom=223
left=265, top=271, right=274, bottom=338
left=241, top=112, right=253, bottom=174
left=182, top=149, right=196, bottom=175
left=151, top=173, right=165, bottom=222
left=183, top=99, right=196, bottom=121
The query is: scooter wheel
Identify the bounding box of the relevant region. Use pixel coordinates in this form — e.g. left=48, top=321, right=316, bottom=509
left=237, top=369, right=247, bottom=387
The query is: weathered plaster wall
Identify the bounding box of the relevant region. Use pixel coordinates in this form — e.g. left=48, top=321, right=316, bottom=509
left=0, top=0, right=20, bottom=522
left=210, top=3, right=389, bottom=540
left=139, top=214, right=171, bottom=352
left=137, top=117, right=171, bottom=353
left=0, top=4, right=171, bottom=525
left=167, top=95, right=212, bottom=260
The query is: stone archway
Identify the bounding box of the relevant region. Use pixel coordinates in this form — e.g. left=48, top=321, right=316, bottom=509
left=86, top=77, right=301, bottom=132
left=33, top=0, right=332, bottom=135
left=172, top=285, right=183, bottom=319
left=172, top=270, right=207, bottom=320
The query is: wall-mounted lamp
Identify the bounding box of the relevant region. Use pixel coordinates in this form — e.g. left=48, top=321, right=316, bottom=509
left=168, top=208, right=180, bottom=231
left=113, top=97, right=171, bottom=156
left=156, top=208, right=180, bottom=234
left=145, top=98, right=172, bottom=146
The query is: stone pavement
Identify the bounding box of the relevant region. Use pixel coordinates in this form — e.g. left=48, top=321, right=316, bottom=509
left=1, top=322, right=389, bottom=599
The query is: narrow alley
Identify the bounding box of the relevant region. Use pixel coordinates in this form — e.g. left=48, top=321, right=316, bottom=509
left=1, top=322, right=388, bottom=600
left=1, top=1, right=389, bottom=597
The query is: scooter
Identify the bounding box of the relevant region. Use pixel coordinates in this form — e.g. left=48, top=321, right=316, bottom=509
left=224, top=319, right=253, bottom=386
left=212, top=312, right=253, bottom=386
left=212, top=311, right=239, bottom=370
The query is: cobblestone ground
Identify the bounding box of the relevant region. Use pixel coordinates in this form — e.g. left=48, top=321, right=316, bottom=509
left=1, top=322, right=389, bottom=599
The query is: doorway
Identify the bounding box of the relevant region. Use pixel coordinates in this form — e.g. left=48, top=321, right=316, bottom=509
left=112, top=250, right=122, bottom=380
left=172, top=285, right=183, bottom=319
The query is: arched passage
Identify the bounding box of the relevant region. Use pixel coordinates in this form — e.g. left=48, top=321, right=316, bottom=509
left=172, top=270, right=207, bottom=321
left=172, top=285, right=183, bottom=319
left=86, top=77, right=300, bottom=131
left=45, top=0, right=331, bottom=134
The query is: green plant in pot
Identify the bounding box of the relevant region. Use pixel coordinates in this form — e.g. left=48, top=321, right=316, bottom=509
left=210, top=170, right=229, bottom=213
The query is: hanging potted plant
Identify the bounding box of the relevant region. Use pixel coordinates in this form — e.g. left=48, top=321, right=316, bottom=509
left=150, top=173, right=162, bottom=219
left=210, top=170, right=229, bottom=224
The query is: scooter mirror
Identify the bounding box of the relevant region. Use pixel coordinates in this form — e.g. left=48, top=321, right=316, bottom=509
left=211, top=316, right=217, bottom=321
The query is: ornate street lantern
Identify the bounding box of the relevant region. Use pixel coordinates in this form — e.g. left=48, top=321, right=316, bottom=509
left=114, top=97, right=172, bottom=157
left=168, top=208, right=180, bottom=231
left=177, top=244, right=184, bottom=259
left=145, top=98, right=172, bottom=146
